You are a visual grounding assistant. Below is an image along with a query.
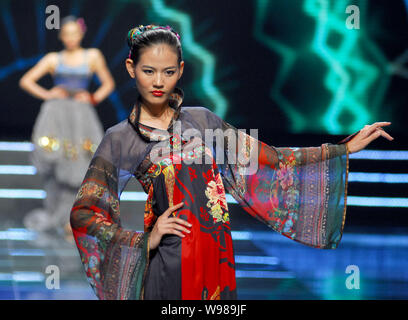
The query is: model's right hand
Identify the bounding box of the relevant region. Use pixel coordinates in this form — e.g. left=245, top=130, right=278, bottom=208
left=148, top=202, right=192, bottom=251
left=46, top=86, right=69, bottom=100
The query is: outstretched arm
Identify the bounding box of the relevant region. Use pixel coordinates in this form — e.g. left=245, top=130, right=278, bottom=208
left=345, top=122, right=394, bottom=154
left=217, top=118, right=393, bottom=249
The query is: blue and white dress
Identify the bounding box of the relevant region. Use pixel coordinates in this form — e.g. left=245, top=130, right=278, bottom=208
left=24, top=49, right=104, bottom=233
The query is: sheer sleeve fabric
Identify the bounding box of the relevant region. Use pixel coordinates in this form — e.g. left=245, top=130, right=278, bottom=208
left=204, top=110, right=351, bottom=249
left=70, top=126, right=150, bottom=300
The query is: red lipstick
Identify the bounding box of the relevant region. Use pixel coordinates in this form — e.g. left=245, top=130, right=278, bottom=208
left=152, top=90, right=164, bottom=97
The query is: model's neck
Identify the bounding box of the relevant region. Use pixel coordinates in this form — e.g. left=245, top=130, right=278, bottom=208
left=64, top=47, right=83, bottom=54
left=140, top=100, right=172, bottom=120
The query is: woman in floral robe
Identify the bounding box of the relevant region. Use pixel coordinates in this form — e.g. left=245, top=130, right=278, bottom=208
left=69, top=25, right=394, bottom=300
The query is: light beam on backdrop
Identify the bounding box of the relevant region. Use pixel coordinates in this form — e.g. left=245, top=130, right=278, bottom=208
left=254, top=0, right=390, bottom=135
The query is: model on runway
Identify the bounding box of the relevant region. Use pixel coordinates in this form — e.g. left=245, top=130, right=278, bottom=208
left=70, top=24, right=394, bottom=300
left=19, top=16, right=115, bottom=241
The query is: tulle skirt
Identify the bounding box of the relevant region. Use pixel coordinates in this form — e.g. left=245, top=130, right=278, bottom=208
left=24, top=98, right=104, bottom=233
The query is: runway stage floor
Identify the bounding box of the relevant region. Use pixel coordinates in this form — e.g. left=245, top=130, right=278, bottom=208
left=1, top=225, right=407, bottom=300
left=1, top=143, right=407, bottom=300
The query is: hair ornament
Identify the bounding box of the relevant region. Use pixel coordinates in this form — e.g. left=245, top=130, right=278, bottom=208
left=127, top=24, right=181, bottom=59
left=76, top=17, right=87, bottom=33
left=128, top=24, right=181, bottom=42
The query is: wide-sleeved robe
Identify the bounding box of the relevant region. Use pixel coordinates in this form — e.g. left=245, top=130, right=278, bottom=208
left=70, top=87, right=356, bottom=300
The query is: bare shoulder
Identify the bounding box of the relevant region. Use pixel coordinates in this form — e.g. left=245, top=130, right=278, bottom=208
left=42, top=52, right=58, bottom=64
left=37, top=52, right=59, bottom=73
left=87, top=48, right=105, bottom=71
left=87, top=48, right=104, bottom=60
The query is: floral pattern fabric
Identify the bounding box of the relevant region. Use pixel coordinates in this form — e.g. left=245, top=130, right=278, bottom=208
left=70, top=86, right=352, bottom=300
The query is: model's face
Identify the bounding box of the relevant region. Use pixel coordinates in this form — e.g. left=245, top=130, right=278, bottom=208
left=126, top=44, right=184, bottom=106
left=59, top=22, right=83, bottom=50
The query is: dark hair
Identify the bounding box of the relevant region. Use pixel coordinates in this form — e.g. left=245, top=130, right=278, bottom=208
left=127, top=25, right=183, bottom=143
left=127, top=24, right=183, bottom=65
left=60, top=16, right=87, bottom=33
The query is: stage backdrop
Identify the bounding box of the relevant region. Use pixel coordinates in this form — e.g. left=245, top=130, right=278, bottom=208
left=0, top=0, right=407, bottom=142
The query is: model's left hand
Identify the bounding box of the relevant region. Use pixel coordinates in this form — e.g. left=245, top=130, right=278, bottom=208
left=346, top=122, right=394, bottom=154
